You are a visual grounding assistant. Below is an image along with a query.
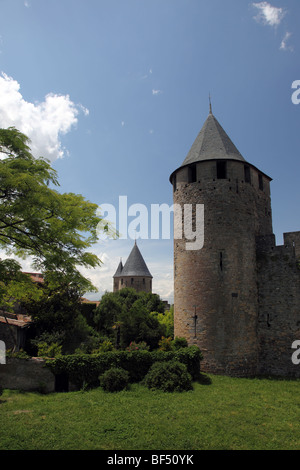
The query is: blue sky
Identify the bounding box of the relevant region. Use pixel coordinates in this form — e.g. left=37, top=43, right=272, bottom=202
left=0, top=0, right=299, bottom=303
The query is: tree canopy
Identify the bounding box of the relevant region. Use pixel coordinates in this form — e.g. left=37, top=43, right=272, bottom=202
left=0, top=127, right=109, bottom=291
left=94, top=288, right=170, bottom=350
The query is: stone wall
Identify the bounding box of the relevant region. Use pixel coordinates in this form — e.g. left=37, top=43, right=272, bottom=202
left=114, top=276, right=152, bottom=293
left=0, top=357, right=55, bottom=393
left=256, top=232, right=300, bottom=378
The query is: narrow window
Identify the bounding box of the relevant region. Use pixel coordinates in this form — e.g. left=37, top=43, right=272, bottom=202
left=244, top=165, right=251, bottom=183
left=217, top=161, right=227, bottom=179
left=173, top=174, right=177, bottom=192
left=121, top=279, right=123, bottom=285
left=188, top=164, right=197, bottom=183
left=220, top=252, right=223, bottom=271
left=143, top=278, right=145, bottom=284
left=131, top=278, right=134, bottom=285
left=258, top=174, right=264, bottom=191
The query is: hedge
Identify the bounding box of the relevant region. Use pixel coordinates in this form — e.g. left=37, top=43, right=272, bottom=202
left=45, top=346, right=202, bottom=390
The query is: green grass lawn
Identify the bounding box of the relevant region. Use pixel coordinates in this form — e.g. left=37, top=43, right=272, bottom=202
left=0, top=374, right=299, bottom=450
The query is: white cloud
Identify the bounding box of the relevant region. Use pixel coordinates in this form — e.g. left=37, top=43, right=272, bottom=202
left=152, top=89, right=162, bottom=95
left=280, top=31, right=293, bottom=51
left=0, top=72, right=88, bottom=161
left=252, top=2, right=286, bottom=26
left=141, top=68, right=153, bottom=80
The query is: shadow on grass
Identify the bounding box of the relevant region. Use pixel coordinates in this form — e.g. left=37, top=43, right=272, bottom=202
left=195, top=373, right=212, bottom=385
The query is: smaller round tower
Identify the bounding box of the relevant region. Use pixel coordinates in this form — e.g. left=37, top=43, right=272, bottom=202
left=113, top=241, right=153, bottom=293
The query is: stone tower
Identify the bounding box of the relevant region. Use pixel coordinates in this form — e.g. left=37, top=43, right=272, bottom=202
left=113, top=241, right=153, bottom=293
left=170, top=106, right=273, bottom=376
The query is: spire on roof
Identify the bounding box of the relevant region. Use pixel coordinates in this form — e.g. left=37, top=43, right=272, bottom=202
left=113, top=259, right=123, bottom=278
left=209, top=93, right=212, bottom=114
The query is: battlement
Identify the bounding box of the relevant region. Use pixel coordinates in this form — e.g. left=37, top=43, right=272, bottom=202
left=284, top=232, right=300, bottom=259
left=256, top=231, right=300, bottom=262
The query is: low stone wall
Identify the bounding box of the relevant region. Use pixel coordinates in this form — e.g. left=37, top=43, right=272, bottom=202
left=0, top=357, right=55, bottom=393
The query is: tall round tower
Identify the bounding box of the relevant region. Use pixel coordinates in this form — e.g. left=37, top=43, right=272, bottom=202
left=170, top=106, right=272, bottom=376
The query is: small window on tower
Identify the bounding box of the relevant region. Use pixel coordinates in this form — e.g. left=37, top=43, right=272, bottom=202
left=188, top=165, right=197, bottom=183
left=217, top=161, right=227, bottom=179
left=173, top=174, right=177, bottom=192
left=220, top=252, right=223, bottom=271
left=244, top=165, right=251, bottom=183
left=259, top=174, right=264, bottom=191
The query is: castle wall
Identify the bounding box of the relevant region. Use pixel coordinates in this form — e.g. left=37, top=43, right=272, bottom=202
left=0, top=357, right=55, bottom=393
left=256, top=232, right=300, bottom=378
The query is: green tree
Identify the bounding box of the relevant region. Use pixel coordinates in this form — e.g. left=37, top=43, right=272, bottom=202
left=94, top=291, right=124, bottom=337
left=0, top=127, right=110, bottom=283
left=95, top=289, right=166, bottom=350
left=24, top=275, right=101, bottom=355
left=0, top=127, right=114, bottom=352
left=0, top=258, right=42, bottom=350
left=0, top=259, right=41, bottom=312
left=152, top=305, right=174, bottom=338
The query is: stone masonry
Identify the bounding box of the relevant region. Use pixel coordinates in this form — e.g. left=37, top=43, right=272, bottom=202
left=170, top=109, right=300, bottom=377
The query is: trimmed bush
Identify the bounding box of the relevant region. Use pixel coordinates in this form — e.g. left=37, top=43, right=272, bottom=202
left=100, top=367, right=129, bottom=392
left=45, top=346, right=202, bottom=390
left=144, top=361, right=193, bottom=392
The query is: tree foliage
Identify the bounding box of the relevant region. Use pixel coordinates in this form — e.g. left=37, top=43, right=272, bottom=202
left=0, top=127, right=109, bottom=286
left=23, top=276, right=101, bottom=355
left=0, top=258, right=40, bottom=305
left=94, top=288, right=168, bottom=350
left=0, top=127, right=114, bottom=353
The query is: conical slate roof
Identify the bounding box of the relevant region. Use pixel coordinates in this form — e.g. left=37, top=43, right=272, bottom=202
left=113, top=260, right=123, bottom=278
left=114, top=242, right=152, bottom=278
left=180, top=110, right=245, bottom=167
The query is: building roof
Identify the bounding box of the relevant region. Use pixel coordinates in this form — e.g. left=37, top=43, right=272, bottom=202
left=170, top=108, right=272, bottom=182
left=113, top=260, right=123, bottom=278
left=114, top=242, right=152, bottom=278
left=0, top=313, right=31, bottom=328
left=23, top=272, right=44, bottom=283
left=180, top=110, right=245, bottom=167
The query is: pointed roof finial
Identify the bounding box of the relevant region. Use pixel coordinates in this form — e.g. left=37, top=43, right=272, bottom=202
left=209, top=93, right=212, bottom=114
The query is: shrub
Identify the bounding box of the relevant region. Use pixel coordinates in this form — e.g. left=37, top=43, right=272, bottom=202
left=126, top=341, right=149, bottom=351
left=45, top=346, right=202, bottom=390
left=144, top=360, right=193, bottom=392
left=172, top=337, right=188, bottom=350
left=99, top=367, right=129, bottom=392
left=94, top=340, right=115, bottom=353
left=37, top=342, right=62, bottom=358
left=6, top=349, right=30, bottom=359
left=158, top=336, right=173, bottom=351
